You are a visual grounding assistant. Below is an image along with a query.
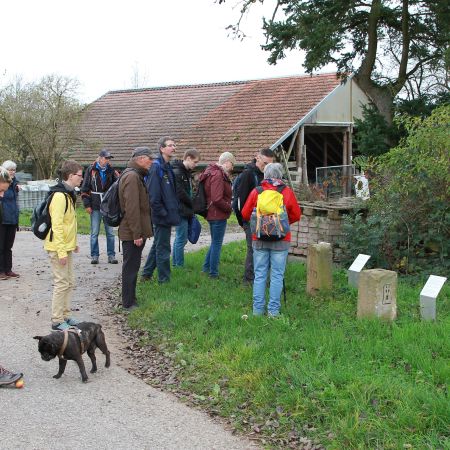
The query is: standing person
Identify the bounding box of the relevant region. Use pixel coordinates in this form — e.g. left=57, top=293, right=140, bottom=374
left=118, top=147, right=154, bottom=310
left=141, top=136, right=180, bottom=284
left=241, top=163, right=301, bottom=317
left=171, top=148, right=201, bottom=268
left=45, top=160, right=84, bottom=330
left=81, top=149, right=118, bottom=264
left=233, top=148, right=274, bottom=285
left=201, top=151, right=235, bottom=279
left=0, top=161, right=20, bottom=279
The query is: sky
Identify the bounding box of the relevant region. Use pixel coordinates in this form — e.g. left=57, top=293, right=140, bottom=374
left=0, top=0, right=321, bottom=104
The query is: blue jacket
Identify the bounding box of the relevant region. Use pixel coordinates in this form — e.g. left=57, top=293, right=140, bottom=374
left=146, top=156, right=180, bottom=227
left=0, top=178, right=19, bottom=225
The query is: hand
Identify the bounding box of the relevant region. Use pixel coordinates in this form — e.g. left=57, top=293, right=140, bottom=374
left=74, top=246, right=79, bottom=253
left=86, top=207, right=93, bottom=214
left=59, top=257, right=67, bottom=266
left=134, top=238, right=144, bottom=247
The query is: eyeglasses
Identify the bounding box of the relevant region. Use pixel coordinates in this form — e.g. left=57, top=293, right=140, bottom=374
left=165, top=143, right=177, bottom=148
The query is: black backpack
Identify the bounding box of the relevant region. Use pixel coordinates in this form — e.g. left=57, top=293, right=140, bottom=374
left=192, top=174, right=209, bottom=218
left=232, top=170, right=259, bottom=215
left=100, top=169, right=136, bottom=227
left=31, top=192, right=69, bottom=241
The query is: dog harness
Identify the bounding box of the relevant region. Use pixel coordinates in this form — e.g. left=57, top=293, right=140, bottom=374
left=57, top=327, right=86, bottom=359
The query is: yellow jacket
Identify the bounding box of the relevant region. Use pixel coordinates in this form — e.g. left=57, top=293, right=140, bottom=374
left=44, top=192, right=77, bottom=258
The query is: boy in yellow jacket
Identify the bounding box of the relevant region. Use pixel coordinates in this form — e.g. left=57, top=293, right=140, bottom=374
left=45, top=160, right=83, bottom=330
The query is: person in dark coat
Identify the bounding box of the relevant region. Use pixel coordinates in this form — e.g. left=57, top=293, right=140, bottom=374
left=81, top=149, right=119, bottom=264
left=118, top=147, right=154, bottom=310
left=0, top=161, right=20, bottom=279
left=200, top=151, right=235, bottom=278
left=171, top=149, right=200, bottom=267
left=141, top=136, right=180, bottom=283
left=234, top=148, right=274, bottom=284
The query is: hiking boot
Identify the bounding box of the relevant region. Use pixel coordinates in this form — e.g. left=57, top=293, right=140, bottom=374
left=108, top=256, right=118, bottom=264
left=91, top=257, right=99, bottom=265
left=51, top=322, right=70, bottom=331
left=5, top=271, right=19, bottom=278
left=65, top=317, right=80, bottom=326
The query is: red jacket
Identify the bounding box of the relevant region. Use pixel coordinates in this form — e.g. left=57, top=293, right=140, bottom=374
left=200, top=164, right=232, bottom=221
left=241, top=179, right=301, bottom=242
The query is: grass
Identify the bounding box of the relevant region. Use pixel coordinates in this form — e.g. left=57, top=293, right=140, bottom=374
left=129, top=241, right=449, bottom=449
left=20, top=206, right=96, bottom=235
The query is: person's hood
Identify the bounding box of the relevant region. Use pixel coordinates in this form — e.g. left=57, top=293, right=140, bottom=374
left=200, top=163, right=229, bottom=182
left=49, top=180, right=77, bottom=202
left=261, top=178, right=285, bottom=189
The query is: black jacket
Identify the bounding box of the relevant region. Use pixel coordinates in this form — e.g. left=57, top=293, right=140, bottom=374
left=81, top=162, right=117, bottom=210
left=171, top=159, right=194, bottom=219
left=235, top=160, right=264, bottom=225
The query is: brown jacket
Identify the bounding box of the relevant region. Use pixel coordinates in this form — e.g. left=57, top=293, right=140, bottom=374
left=200, top=163, right=232, bottom=221
left=118, top=160, right=153, bottom=241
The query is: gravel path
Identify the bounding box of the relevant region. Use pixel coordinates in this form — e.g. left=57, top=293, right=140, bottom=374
left=0, top=228, right=258, bottom=450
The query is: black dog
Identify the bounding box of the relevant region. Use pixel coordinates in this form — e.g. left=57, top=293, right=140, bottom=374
left=33, top=322, right=111, bottom=383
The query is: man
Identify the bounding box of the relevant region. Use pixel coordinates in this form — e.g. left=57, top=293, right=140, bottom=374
left=141, top=136, right=180, bottom=283
left=45, top=160, right=83, bottom=330
left=118, top=147, right=154, bottom=310
left=171, top=148, right=200, bottom=267
left=234, top=147, right=274, bottom=284
left=81, top=149, right=118, bottom=264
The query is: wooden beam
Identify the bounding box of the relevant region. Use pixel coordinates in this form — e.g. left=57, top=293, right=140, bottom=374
left=286, top=127, right=299, bottom=161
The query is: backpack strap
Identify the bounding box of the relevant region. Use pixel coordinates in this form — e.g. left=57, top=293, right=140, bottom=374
left=276, top=185, right=286, bottom=193
left=255, top=186, right=264, bottom=194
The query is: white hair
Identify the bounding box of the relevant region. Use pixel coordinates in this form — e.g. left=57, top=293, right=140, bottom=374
left=2, top=160, right=17, bottom=170
left=218, top=152, right=236, bottom=165
left=264, top=163, right=284, bottom=179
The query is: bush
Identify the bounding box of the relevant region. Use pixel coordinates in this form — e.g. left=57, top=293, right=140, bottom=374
left=340, top=105, right=449, bottom=275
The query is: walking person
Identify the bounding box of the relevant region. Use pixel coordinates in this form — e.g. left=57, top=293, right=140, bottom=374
left=241, top=163, right=301, bottom=317
left=118, top=147, right=154, bottom=310
left=171, top=148, right=200, bottom=268
left=0, top=161, right=20, bottom=279
left=141, top=136, right=180, bottom=283
left=81, top=149, right=118, bottom=264
left=233, top=148, right=274, bottom=285
left=45, top=160, right=84, bottom=330
left=201, top=151, right=235, bottom=279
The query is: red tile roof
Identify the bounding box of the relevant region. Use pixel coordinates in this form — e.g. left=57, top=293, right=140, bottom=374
left=74, top=73, right=340, bottom=166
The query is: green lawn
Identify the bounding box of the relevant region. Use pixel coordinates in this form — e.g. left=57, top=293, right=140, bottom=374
left=128, top=241, right=449, bottom=449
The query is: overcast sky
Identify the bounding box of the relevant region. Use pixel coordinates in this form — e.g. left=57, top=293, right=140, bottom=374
left=0, top=0, right=323, bottom=104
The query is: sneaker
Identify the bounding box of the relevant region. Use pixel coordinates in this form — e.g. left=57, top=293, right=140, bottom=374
left=5, top=271, right=19, bottom=278
left=65, top=317, right=80, bottom=326
left=108, top=256, right=118, bottom=264
left=91, top=257, right=99, bottom=265
left=140, top=274, right=152, bottom=282
left=51, top=322, right=70, bottom=331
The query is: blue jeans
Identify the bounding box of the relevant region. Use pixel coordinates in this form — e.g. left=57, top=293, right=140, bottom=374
left=142, top=225, right=172, bottom=283
left=253, top=247, right=289, bottom=316
left=202, top=219, right=227, bottom=277
left=90, top=209, right=115, bottom=258
left=172, top=218, right=188, bottom=267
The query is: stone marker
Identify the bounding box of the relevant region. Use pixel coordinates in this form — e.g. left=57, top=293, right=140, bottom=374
left=420, top=275, right=447, bottom=321
left=348, top=254, right=371, bottom=288
left=357, top=269, right=397, bottom=321
left=307, top=242, right=332, bottom=295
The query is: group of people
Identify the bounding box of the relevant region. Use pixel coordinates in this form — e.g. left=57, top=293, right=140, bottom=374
left=0, top=136, right=301, bottom=331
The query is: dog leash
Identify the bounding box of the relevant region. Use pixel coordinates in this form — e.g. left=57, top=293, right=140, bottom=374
left=57, top=327, right=85, bottom=359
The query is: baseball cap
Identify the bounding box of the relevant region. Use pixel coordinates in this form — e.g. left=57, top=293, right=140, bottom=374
left=99, top=149, right=113, bottom=158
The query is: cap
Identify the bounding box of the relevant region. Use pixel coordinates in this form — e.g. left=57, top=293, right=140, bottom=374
left=99, top=149, right=113, bottom=159
left=132, top=146, right=154, bottom=158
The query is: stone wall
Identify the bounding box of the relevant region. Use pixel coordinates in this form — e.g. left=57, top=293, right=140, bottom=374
left=289, top=198, right=360, bottom=261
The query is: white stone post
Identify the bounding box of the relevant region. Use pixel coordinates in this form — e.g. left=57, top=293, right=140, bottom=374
left=420, top=275, right=447, bottom=321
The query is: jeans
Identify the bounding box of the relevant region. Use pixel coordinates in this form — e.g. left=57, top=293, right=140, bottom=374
left=122, top=240, right=146, bottom=308
left=172, top=218, right=188, bottom=267
left=253, top=247, right=289, bottom=316
left=142, top=225, right=172, bottom=283
left=243, top=222, right=254, bottom=282
left=90, top=209, right=115, bottom=258
left=202, top=219, right=227, bottom=277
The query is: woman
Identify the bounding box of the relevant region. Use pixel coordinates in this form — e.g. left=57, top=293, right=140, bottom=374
left=200, top=151, right=235, bottom=278
left=0, top=161, right=20, bottom=279
left=241, top=163, right=301, bottom=317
